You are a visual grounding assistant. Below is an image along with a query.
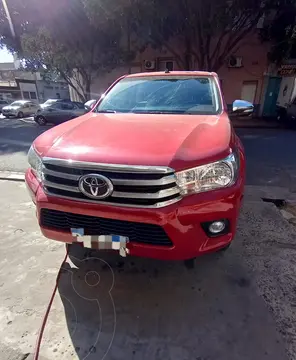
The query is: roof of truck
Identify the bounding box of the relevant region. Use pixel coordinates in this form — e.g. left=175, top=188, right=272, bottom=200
left=125, top=71, right=216, bottom=78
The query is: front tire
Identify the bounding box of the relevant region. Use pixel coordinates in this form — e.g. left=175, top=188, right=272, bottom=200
left=35, top=115, right=47, bottom=126
left=17, top=111, right=24, bottom=118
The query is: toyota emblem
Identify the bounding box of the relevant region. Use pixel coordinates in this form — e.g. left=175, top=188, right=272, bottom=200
left=78, top=174, right=113, bottom=199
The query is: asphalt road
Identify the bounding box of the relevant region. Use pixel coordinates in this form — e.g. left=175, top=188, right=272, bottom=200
left=237, top=128, right=296, bottom=190
left=0, top=116, right=295, bottom=189
left=0, top=116, right=51, bottom=172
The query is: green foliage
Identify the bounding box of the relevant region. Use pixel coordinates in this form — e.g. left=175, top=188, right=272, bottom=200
left=1, top=0, right=294, bottom=90
left=129, top=0, right=288, bottom=71
left=126, top=0, right=261, bottom=70
left=261, top=0, right=296, bottom=64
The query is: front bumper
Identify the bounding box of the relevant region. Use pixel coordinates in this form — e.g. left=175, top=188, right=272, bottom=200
left=2, top=111, right=17, bottom=117
left=26, top=168, right=244, bottom=260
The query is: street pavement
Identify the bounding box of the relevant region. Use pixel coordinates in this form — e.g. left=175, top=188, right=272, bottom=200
left=0, top=116, right=51, bottom=172
left=1, top=117, right=296, bottom=359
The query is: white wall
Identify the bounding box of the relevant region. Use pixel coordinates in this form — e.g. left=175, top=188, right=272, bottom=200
left=36, top=81, right=70, bottom=102
left=19, top=82, right=38, bottom=100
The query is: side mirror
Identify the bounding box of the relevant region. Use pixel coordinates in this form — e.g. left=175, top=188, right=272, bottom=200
left=232, top=100, right=254, bottom=116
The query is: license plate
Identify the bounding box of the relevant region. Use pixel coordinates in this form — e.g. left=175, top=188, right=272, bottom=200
left=71, top=228, right=129, bottom=256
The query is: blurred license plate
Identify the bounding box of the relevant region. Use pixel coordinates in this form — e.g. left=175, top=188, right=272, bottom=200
left=71, top=228, right=129, bottom=255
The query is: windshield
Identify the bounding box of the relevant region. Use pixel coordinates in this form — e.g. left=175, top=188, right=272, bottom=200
left=44, top=99, right=58, bottom=105
left=10, top=101, right=26, bottom=106
left=95, top=76, right=221, bottom=115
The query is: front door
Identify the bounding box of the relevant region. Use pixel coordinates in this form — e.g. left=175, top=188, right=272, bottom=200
left=262, top=77, right=282, bottom=117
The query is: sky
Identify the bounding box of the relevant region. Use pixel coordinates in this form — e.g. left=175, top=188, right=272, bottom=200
left=0, top=47, right=14, bottom=63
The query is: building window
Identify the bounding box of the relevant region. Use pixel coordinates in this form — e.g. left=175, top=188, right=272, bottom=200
left=23, top=91, right=30, bottom=99
left=158, top=60, right=174, bottom=71
left=30, top=92, right=37, bottom=99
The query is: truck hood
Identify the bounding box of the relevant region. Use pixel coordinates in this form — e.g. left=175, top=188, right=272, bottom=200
left=34, top=112, right=232, bottom=171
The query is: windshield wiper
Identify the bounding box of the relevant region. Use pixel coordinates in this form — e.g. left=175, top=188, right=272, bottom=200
left=132, top=110, right=186, bottom=114
left=96, top=110, right=117, bottom=113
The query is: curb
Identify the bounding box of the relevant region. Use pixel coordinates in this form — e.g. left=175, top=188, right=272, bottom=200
left=0, top=171, right=25, bottom=182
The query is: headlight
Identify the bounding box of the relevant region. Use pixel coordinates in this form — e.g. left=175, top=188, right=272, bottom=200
left=28, top=145, right=43, bottom=181
left=176, top=152, right=239, bottom=196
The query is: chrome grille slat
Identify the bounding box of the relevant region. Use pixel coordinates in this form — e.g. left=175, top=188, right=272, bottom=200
left=43, top=180, right=80, bottom=193
left=43, top=168, right=80, bottom=181
left=43, top=167, right=176, bottom=186
left=112, top=187, right=180, bottom=199
left=43, top=157, right=172, bottom=173
left=42, top=158, right=181, bottom=208
left=44, top=189, right=183, bottom=208
left=112, top=176, right=176, bottom=186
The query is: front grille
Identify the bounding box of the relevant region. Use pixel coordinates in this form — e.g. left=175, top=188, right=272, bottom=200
left=42, top=158, right=181, bottom=208
left=41, top=209, right=173, bottom=246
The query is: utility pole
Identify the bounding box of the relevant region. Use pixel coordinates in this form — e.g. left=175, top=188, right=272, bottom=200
left=1, top=0, right=16, bottom=38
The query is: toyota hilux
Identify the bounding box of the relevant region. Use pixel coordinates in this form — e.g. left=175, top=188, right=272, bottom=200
left=25, top=71, right=253, bottom=261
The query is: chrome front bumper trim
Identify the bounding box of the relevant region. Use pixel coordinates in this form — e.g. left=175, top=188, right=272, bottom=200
left=43, top=157, right=174, bottom=173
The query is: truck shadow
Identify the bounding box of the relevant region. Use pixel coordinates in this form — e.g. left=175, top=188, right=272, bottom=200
left=55, top=245, right=286, bottom=360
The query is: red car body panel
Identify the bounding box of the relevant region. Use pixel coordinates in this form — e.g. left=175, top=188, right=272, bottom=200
left=34, top=111, right=232, bottom=170
left=26, top=71, right=245, bottom=260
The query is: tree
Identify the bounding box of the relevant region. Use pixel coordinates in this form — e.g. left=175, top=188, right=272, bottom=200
left=261, top=0, right=296, bottom=64
left=0, top=0, right=131, bottom=101
left=128, top=0, right=283, bottom=71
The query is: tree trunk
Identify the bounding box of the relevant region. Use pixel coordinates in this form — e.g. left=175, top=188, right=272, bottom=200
left=184, top=34, right=192, bottom=70
left=184, top=53, right=191, bottom=71
left=85, top=79, right=91, bottom=101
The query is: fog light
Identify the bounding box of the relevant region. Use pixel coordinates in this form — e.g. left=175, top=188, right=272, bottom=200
left=209, top=221, right=226, bottom=234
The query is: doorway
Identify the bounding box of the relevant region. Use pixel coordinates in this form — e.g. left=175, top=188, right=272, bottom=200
left=262, top=77, right=282, bottom=117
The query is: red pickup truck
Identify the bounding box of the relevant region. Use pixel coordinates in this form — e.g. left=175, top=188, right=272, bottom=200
left=26, top=71, right=253, bottom=262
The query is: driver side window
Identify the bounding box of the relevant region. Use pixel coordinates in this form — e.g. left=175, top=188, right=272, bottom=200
left=61, top=103, right=74, bottom=110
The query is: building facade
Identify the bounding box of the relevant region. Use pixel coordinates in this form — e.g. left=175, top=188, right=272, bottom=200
left=88, top=33, right=270, bottom=116
left=0, top=60, right=70, bottom=103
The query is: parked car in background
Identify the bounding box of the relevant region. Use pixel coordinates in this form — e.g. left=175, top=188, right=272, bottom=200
left=0, top=99, right=10, bottom=113
left=84, top=99, right=97, bottom=110
left=40, top=98, right=72, bottom=109
left=26, top=71, right=253, bottom=264
left=34, top=101, right=87, bottom=125
left=2, top=100, right=39, bottom=118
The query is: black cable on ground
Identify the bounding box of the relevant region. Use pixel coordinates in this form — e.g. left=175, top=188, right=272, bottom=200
left=33, top=246, right=69, bottom=360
